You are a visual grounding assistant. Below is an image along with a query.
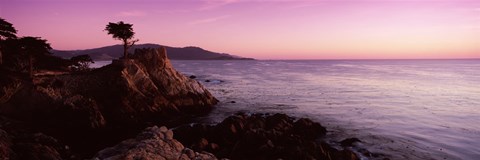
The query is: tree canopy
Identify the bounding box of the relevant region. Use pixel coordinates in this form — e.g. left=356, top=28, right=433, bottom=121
left=70, top=54, right=94, bottom=72
left=0, top=18, right=17, bottom=40
left=1, top=18, right=69, bottom=76
left=0, top=18, right=18, bottom=65
left=105, top=21, right=134, bottom=41
left=17, top=37, right=52, bottom=76
left=105, top=21, right=138, bottom=59
left=18, top=36, right=52, bottom=56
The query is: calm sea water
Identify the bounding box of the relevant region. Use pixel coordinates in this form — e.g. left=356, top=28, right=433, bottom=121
left=169, top=60, right=480, bottom=160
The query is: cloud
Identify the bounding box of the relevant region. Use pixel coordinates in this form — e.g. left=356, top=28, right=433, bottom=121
left=118, top=11, right=147, bottom=17
left=199, top=0, right=238, bottom=10
left=190, top=15, right=231, bottom=25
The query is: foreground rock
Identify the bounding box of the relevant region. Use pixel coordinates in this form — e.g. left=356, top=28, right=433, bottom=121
left=94, top=126, right=216, bottom=160
left=0, top=116, right=73, bottom=160
left=174, top=113, right=359, bottom=160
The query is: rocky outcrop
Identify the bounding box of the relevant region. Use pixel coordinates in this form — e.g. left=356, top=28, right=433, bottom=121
left=0, top=47, right=218, bottom=158
left=0, top=47, right=217, bottom=129
left=174, top=113, right=359, bottom=160
left=0, top=126, right=71, bottom=160
left=94, top=126, right=216, bottom=160
left=0, top=129, right=12, bottom=158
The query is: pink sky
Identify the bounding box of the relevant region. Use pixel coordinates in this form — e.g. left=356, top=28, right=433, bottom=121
left=1, top=0, right=479, bottom=59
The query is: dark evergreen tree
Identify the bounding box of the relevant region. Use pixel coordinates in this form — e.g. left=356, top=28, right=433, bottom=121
left=104, top=21, right=138, bottom=59
left=17, top=37, right=52, bottom=77
left=0, top=18, right=18, bottom=65
left=70, top=54, right=94, bottom=72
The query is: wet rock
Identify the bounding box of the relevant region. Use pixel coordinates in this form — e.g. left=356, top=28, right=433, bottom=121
left=340, top=138, right=362, bottom=147
left=293, top=118, right=327, bottom=140
left=174, top=113, right=358, bottom=160
left=189, top=75, right=197, bottom=79
left=265, top=113, right=294, bottom=131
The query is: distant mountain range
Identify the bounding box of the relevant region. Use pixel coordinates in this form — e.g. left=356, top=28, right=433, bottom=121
left=52, top=43, right=254, bottom=61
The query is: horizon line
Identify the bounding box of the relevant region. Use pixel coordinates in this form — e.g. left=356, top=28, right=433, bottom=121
left=255, top=58, right=480, bottom=61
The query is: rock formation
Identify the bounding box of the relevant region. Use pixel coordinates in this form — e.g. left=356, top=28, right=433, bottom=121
left=0, top=47, right=218, bottom=157
left=93, top=126, right=216, bottom=160
left=0, top=116, right=74, bottom=160
left=0, top=47, right=217, bottom=129
left=174, top=113, right=359, bottom=160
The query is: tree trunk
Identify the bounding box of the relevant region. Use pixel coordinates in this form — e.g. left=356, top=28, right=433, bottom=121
left=0, top=49, right=3, bottom=65
left=29, top=55, right=33, bottom=78
left=0, top=40, right=2, bottom=65
left=123, top=39, right=128, bottom=59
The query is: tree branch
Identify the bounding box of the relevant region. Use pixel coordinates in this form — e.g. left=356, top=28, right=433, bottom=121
left=128, top=39, right=139, bottom=49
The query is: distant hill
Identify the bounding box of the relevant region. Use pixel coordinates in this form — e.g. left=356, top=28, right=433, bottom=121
left=52, top=43, right=254, bottom=61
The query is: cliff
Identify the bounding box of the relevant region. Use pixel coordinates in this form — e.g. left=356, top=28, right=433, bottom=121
left=0, top=47, right=218, bottom=157
left=1, top=47, right=217, bottom=129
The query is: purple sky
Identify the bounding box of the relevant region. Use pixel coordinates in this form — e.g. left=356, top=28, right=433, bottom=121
left=1, top=0, right=479, bottom=59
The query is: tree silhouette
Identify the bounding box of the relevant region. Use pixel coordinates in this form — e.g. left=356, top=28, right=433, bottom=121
left=104, top=21, right=138, bottom=59
left=0, top=18, right=18, bottom=65
left=70, top=54, right=94, bottom=72
left=18, top=37, right=52, bottom=77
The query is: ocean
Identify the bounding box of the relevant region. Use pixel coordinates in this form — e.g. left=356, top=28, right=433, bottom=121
left=168, top=60, right=480, bottom=160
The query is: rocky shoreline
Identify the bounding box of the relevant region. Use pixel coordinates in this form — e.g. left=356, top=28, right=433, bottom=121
left=1, top=47, right=379, bottom=160
left=174, top=112, right=359, bottom=160
left=92, top=113, right=364, bottom=160
left=0, top=112, right=378, bottom=160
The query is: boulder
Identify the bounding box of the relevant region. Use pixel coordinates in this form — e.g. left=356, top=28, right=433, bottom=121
left=93, top=126, right=217, bottom=160
left=340, top=138, right=362, bottom=147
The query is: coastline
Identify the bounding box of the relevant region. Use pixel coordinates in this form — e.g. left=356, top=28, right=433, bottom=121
left=6, top=48, right=478, bottom=159
left=0, top=106, right=374, bottom=160
left=0, top=47, right=376, bottom=160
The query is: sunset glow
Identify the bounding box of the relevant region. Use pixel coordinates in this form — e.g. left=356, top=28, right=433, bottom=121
left=1, top=0, right=479, bottom=59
